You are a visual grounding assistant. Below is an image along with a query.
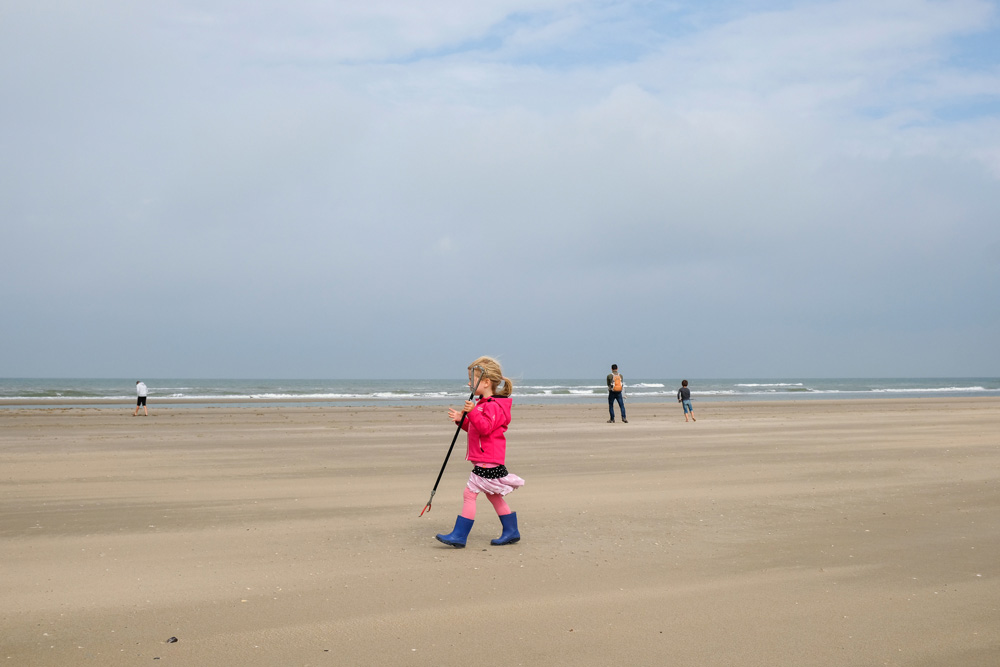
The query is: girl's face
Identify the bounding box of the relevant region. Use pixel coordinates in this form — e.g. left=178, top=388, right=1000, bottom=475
left=468, top=368, right=495, bottom=396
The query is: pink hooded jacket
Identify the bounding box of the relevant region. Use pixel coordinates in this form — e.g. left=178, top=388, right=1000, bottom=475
left=460, top=396, right=512, bottom=465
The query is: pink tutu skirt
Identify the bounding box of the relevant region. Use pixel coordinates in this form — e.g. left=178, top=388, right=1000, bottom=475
left=467, top=471, right=525, bottom=496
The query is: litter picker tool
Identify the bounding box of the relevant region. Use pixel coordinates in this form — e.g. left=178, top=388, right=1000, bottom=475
left=419, top=365, right=485, bottom=516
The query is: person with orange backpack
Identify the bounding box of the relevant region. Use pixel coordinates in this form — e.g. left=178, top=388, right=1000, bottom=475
left=606, top=364, right=627, bottom=423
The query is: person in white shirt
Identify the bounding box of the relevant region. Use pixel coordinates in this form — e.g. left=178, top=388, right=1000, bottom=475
left=133, top=381, right=149, bottom=416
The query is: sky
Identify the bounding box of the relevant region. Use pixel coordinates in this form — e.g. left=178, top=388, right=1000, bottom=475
left=2, top=0, right=999, bottom=380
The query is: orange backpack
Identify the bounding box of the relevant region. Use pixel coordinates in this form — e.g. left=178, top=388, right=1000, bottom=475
left=612, top=374, right=623, bottom=392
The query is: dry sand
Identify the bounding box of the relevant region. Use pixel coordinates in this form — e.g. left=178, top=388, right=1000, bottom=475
left=1, top=398, right=998, bottom=666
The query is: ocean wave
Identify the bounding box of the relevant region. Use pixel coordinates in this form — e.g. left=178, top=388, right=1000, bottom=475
left=521, top=384, right=603, bottom=390
left=869, top=386, right=987, bottom=393
left=2, top=378, right=998, bottom=406
left=0, top=394, right=135, bottom=401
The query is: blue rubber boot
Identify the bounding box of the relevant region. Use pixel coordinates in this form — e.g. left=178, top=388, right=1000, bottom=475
left=491, top=512, right=520, bottom=545
left=436, top=516, right=474, bottom=548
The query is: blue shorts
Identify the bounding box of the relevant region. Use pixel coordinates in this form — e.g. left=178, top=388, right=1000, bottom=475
left=682, top=399, right=693, bottom=413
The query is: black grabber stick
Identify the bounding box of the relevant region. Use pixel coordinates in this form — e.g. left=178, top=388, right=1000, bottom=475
left=419, top=366, right=485, bottom=516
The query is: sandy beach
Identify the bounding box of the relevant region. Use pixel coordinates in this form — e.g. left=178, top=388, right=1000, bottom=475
left=2, top=398, right=998, bottom=666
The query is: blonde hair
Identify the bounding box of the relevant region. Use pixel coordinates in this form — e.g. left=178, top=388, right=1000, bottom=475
left=468, top=356, right=513, bottom=397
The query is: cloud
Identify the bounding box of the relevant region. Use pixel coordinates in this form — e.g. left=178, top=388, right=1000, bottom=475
left=1, top=0, right=998, bottom=377
left=433, top=236, right=457, bottom=254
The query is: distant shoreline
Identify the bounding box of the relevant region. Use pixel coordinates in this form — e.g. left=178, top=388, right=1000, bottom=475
left=3, top=377, right=996, bottom=407
left=4, top=395, right=1000, bottom=410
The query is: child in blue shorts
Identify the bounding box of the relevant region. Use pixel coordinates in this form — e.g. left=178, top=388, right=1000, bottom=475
left=677, top=380, right=696, bottom=422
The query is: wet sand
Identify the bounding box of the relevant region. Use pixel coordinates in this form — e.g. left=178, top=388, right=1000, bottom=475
left=2, top=399, right=998, bottom=666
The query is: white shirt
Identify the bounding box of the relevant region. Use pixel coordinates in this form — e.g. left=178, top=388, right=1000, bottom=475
left=136, top=382, right=148, bottom=397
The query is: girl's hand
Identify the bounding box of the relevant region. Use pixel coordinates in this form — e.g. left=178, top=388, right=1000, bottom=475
left=448, top=401, right=476, bottom=422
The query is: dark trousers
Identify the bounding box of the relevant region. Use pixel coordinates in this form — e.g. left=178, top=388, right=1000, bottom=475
left=608, top=391, right=625, bottom=420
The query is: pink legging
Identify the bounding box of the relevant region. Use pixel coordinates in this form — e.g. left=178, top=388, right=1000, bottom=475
left=461, top=487, right=511, bottom=520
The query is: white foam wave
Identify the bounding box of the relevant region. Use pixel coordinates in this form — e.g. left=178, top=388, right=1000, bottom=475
left=2, top=379, right=997, bottom=406
left=869, top=386, right=987, bottom=393
left=518, top=384, right=606, bottom=395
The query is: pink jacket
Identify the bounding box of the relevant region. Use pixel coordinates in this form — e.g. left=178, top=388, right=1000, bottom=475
left=460, top=396, right=512, bottom=465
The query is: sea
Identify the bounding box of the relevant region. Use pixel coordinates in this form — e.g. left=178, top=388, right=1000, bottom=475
left=1, top=377, right=998, bottom=408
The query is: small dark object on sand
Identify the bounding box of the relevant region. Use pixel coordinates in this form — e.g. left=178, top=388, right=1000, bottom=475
left=166, top=637, right=178, bottom=643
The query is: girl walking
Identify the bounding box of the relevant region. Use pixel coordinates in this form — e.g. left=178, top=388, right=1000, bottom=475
left=435, top=356, right=524, bottom=548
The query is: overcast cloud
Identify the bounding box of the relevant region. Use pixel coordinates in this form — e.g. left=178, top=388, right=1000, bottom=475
left=2, top=0, right=998, bottom=379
